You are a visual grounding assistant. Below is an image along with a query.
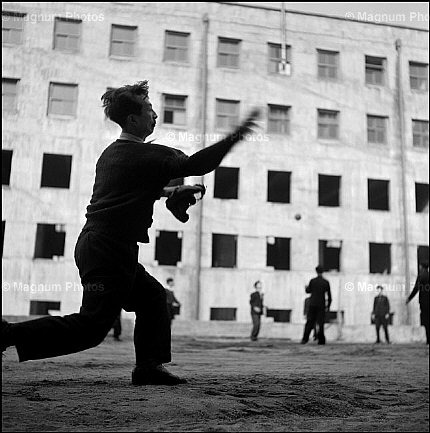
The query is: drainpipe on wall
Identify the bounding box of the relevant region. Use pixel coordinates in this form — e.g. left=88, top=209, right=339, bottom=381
left=395, top=39, right=411, bottom=325
left=194, top=13, right=209, bottom=320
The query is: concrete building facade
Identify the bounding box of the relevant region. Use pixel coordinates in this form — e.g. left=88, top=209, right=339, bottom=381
left=2, top=2, right=429, bottom=331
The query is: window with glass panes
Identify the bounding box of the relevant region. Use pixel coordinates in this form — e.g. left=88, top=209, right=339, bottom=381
left=2, top=78, right=19, bottom=111
left=2, top=12, right=25, bottom=44
left=317, top=49, right=338, bottom=79
left=48, top=83, right=78, bottom=116
left=163, top=94, right=187, bottom=125
left=367, top=115, right=387, bottom=144
left=53, top=18, right=81, bottom=51
left=216, top=99, right=239, bottom=130
left=268, top=105, right=290, bottom=134
left=365, top=56, right=385, bottom=85
left=412, top=120, right=429, bottom=148
left=164, top=31, right=189, bottom=62
left=217, top=38, right=240, bottom=68
left=268, top=43, right=291, bottom=73
left=409, top=62, right=428, bottom=91
left=110, top=24, right=137, bottom=57
left=318, top=109, right=339, bottom=139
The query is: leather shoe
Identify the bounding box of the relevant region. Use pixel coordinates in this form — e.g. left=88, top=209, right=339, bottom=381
left=132, top=365, right=187, bottom=386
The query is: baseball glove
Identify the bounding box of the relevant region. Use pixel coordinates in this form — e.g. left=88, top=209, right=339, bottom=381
left=166, top=184, right=206, bottom=223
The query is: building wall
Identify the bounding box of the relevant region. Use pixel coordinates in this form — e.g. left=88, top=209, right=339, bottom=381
left=2, top=2, right=429, bottom=327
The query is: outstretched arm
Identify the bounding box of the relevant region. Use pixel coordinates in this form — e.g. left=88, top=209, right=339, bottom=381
left=182, top=109, right=260, bottom=176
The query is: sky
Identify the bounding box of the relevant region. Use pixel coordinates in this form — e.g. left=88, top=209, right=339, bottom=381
left=243, top=2, right=429, bottom=30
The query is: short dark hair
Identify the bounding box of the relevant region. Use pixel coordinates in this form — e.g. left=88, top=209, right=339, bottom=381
left=376, top=285, right=383, bottom=291
left=167, top=278, right=174, bottom=284
left=316, top=265, right=324, bottom=273
left=254, top=280, right=261, bottom=288
left=101, top=80, right=149, bottom=127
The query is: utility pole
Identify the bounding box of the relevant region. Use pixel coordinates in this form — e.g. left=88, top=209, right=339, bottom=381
left=396, top=39, right=411, bottom=325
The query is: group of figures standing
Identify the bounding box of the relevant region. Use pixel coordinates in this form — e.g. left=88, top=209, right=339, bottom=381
left=249, top=263, right=429, bottom=345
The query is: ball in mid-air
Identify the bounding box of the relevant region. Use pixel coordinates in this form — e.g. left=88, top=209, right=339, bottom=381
left=295, top=214, right=302, bottom=220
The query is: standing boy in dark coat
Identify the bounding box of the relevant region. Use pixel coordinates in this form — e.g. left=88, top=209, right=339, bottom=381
left=165, top=278, right=181, bottom=327
left=250, top=281, right=264, bottom=341
left=301, top=265, right=332, bottom=345
left=372, top=285, right=391, bottom=344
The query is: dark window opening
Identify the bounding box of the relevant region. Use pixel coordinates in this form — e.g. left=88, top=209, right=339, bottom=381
left=40, top=153, right=72, bottom=188
left=318, top=174, right=340, bottom=207
left=155, top=230, right=182, bottom=266
left=368, top=179, right=389, bottom=211
left=319, top=240, right=341, bottom=272
left=415, top=183, right=429, bottom=213
left=29, top=300, right=61, bottom=316
left=212, top=234, right=237, bottom=268
left=325, top=310, right=344, bottom=324
left=2, top=149, right=13, bottom=186
left=210, top=307, right=237, bottom=321
left=34, top=224, right=66, bottom=259
left=267, top=171, right=291, bottom=203
left=369, top=243, right=391, bottom=274
left=267, top=237, right=290, bottom=270
left=214, top=167, right=239, bottom=199
left=266, top=309, right=291, bottom=323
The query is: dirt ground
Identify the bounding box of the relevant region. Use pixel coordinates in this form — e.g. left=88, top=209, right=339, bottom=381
left=2, top=335, right=429, bottom=432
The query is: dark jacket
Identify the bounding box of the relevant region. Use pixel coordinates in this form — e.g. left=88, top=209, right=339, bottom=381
left=83, top=140, right=189, bottom=243
left=372, top=294, right=390, bottom=317
left=306, top=276, right=332, bottom=309
left=165, top=288, right=180, bottom=320
left=250, top=291, right=264, bottom=315
left=408, top=268, right=429, bottom=308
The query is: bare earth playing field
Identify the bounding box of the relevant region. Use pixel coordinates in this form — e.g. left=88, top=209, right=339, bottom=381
left=2, top=336, right=429, bottom=432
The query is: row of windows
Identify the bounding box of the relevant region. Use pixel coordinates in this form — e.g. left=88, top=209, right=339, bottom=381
left=3, top=150, right=429, bottom=213
left=2, top=79, right=429, bottom=147
left=213, top=168, right=429, bottom=213
left=2, top=11, right=429, bottom=91
left=2, top=222, right=428, bottom=276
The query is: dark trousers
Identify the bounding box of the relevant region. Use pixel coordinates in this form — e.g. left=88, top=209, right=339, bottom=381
left=302, top=306, right=326, bottom=344
left=12, top=230, right=171, bottom=366
left=375, top=316, right=390, bottom=342
left=112, top=313, right=122, bottom=338
left=251, top=312, right=261, bottom=340
left=420, top=308, right=429, bottom=344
